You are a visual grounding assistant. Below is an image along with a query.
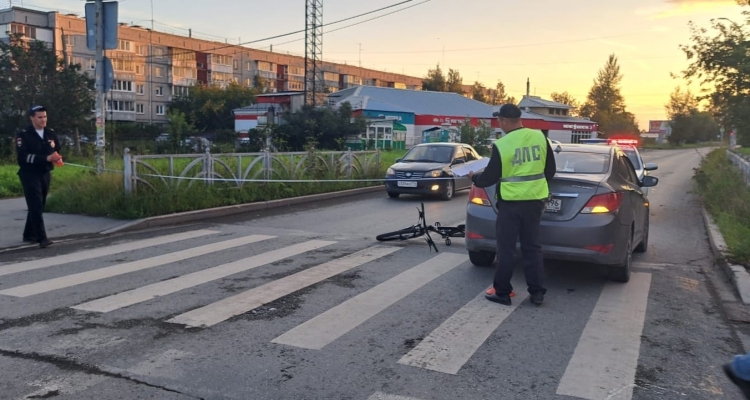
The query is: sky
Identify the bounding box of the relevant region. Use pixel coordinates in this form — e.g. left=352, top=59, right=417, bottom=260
left=18, top=0, right=749, bottom=129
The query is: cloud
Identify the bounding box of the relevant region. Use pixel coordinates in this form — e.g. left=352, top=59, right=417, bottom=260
left=653, top=0, right=737, bottom=18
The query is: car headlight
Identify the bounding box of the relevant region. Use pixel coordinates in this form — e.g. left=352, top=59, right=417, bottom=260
left=386, top=168, right=395, bottom=176
left=428, top=170, right=442, bottom=178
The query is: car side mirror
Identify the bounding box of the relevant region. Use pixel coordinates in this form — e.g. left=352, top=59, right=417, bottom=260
left=640, top=175, right=659, bottom=187
left=644, top=163, right=658, bottom=171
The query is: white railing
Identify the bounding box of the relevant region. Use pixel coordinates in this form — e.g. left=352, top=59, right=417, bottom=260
left=123, top=148, right=382, bottom=194
left=728, top=149, right=750, bottom=186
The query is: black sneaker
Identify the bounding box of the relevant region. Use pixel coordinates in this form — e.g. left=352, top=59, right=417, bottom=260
left=39, top=238, right=53, bottom=249
left=724, top=363, right=750, bottom=399
left=531, top=292, right=544, bottom=305
left=485, top=293, right=512, bottom=306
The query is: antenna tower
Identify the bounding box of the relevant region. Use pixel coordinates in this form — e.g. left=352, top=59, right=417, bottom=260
left=305, top=0, right=323, bottom=106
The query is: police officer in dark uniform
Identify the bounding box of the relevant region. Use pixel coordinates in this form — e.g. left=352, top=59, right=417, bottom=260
left=16, top=105, right=62, bottom=248
left=469, top=104, right=556, bottom=306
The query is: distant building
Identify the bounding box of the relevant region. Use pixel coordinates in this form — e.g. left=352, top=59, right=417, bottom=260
left=0, top=6, right=426, bottom=127
left=513, top=96, right=598, bottom=143
left=645, top=120, right=672, bottom=144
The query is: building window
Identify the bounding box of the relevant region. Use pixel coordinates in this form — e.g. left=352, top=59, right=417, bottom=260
left=233, top=60, right=239, bottom=70
left=246, top=61, right=253, bottom=71
left=136, top=103, right=145, bottom=114
left=64, top=36, right=75, bottom=46
left=112, top=58, right=135, bottom=72
left=117, top=40, right=132, bottom=52
left=135, top=65, right=143, bottom=75
left=172, top=86, right=190, bottom=97
left=106, top=100, right=135, bottom=112
left=136, top=84, right=145, bottom=95
left=212, top=54, right=232, bottom=65
left=211, top=72, right=232, bottom=83
left=135, top=45, right=146, bottom=55
left=153, top=48, right=164, bottom=58
left=156, top=86, right=164, bottom=96
left=112, top=80, right=133, bottom=92
left=10, top=24, right=36, bottom=39
left=245, top=78, right=251, bottom=87
left=288, top=66, right=304, bottom=76
left=155, top=67, right=164, bottom=78
left=323, top=72, right=339, bottom=82
left=257, top=61, right=273, bottom=71
left=155, top=105, right=165, bottom=115
left=88, top=59, right=96, bottom=70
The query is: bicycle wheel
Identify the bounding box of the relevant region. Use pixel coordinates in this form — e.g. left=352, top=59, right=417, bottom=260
left=376, top=226, right=423, bottom=241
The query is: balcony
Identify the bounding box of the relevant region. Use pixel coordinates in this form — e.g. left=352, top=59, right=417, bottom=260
left=210, top=63, right=233, bottom=74
left=172, top=77, right=197, bottom=87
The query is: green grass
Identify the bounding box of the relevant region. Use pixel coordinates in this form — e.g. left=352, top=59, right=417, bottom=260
left=694, top=148, right=750, bottom=266
left=2, top=148, right=408, bottom=218
left=737, top=147, right=750, bottom=157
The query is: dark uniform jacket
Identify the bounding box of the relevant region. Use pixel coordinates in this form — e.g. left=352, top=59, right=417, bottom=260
left=16, top=126, right=60, bottom=173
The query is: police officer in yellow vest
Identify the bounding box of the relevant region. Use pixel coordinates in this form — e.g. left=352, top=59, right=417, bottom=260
left=469, top=104, right=556, bottom=306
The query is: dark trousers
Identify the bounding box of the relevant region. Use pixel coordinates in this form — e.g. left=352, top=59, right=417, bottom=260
left=19, top=170, right=50, bottom=241
left=493, top=199, right=546, bottom=296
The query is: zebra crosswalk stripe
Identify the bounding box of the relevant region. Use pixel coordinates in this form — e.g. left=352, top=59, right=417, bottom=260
left=73, top=240, right=336, bottom=313
left=271, top=252, right=468, bottom=350
left=398, top=287, right=529, bottom=375
left=0, top=230, right=219, bottom=277
left=556, top=272, right=652, bottom=400
left=165, top=245, right=400, bottom=328
left=0, top=235, right=274, bottom=298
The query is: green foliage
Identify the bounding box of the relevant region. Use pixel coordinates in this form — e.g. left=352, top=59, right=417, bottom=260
left=550, top=91, right=580, bottom=116
left=458, top=119, right=493, bottom=156
left=169, top=82, right=260, bottom=131
left=422, top=64, right=447, bottom=92
left=694, top=149, right=750, bottom=265
left=680, top=8, right=750, bottom=146
left=580, top=54, right=639, bottom=136
left=273, top=102, right=366, bottom=151
left=668, top=112, right=720, bottom=144
left=0, top=34, right=95, bottom=161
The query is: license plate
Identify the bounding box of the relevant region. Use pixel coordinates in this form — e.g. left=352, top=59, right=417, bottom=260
left=545, top=199, right=562, bottom=212
left=397, top=181, right=418, bottom=188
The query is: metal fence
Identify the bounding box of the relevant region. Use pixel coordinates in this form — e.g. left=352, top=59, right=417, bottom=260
left=728, top=149, right=750, bottom=186
left=123, top=148, right=382, bottom=193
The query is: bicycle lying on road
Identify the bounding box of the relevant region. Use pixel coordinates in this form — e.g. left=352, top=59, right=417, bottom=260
left=376, top=202, right=465, bottom=252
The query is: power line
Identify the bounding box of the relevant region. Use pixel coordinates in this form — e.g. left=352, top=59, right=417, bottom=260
left=139, top=0, right=424, bottom=60
left=263, top=0, right=431, bottom=51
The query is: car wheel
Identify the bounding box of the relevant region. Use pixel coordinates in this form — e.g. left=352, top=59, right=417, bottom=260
left=635, top=214, right=649, bottom=253
left=609, top=233, right=632, bottom=283
left=387, top=191, right=400, bottom=198
left=469, top=250, right=495, bottom=266
left=440, top=179, right=454, bottom=201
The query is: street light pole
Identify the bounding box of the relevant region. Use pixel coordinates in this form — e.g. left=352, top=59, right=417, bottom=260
left=94, top=0, right=106, bottom=173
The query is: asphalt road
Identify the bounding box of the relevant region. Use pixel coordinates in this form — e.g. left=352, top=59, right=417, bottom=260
left=0, top=148, right=747, bottom=400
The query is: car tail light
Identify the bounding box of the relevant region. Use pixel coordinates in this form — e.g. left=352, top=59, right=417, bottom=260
left=581, top=192, right=623, bottom=214
left=467, top=231, right=484, bottom=239
left=469, top=185, right=491, bottom=206
left=585, top=244, right=614, bottom=254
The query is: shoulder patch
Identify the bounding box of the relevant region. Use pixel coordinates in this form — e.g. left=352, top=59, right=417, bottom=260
left=17, top=137, right=22, bottom=147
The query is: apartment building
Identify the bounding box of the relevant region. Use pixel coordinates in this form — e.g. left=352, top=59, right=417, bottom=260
left=0, top=6, right=426, bottom=126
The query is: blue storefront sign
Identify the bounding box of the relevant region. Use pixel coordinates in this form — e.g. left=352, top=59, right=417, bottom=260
left=362, top=110, right=415, bottom=125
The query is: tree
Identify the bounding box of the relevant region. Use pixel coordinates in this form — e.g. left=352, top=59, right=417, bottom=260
left=487, top=80, right=516, bottom=105
left=669, top=112, right=720, bottom=144
left=550, top=91, right=580, bottom=115
left=580, top=54, right=639, bottom=136
left=165, top=110, right=195, bottom=149
left=458, top=118, right=494, bottom=155
left=679, top=4, right=750, bottom=145
left=664, top=87, right=699, bottom=120
left=273, top=102, right=367, bottom=151
left=422, top=64, right=446, bottom=92
left=446, top=69, right=464, bottom=94
left=471, top=82, right=488, bottom=103
left=0, top=34, right=95, bottom=159
left=169, top=82, right=259, bottom=132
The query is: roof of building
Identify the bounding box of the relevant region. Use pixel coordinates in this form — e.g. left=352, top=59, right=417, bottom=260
left=256, top=91, right=305, bottom=98
left=329, top=86, right=494, bottom=118
left=233, top=103, right=280, bottom=114
left=490, top=105, right=595, bottom=125
left=518, top=95, right=574, bottom=110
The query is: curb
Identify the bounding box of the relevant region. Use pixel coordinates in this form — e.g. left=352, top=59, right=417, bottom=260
left=702, top=207, right=750, bottom=305
left=100, top=185, right=385, bottom=235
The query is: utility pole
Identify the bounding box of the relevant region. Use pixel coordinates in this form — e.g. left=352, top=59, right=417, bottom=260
left=358, top=42, right=362, bottom=68
left=94, top=0, right=106, bottom=173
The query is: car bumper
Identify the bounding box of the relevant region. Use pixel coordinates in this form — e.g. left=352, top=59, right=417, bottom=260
left=385, top=178, right=450, bottom=195
left=465, top=204, right=629, bottom=265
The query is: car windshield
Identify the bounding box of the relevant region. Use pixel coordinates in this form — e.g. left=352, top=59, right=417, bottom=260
left=554, top=151, right=611, bottom=174
left=621, top=149, right=642, bottom=170
left=401, top=146, right=454, bottom=163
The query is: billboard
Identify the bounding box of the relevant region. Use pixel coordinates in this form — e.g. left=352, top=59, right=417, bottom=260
left=649, top=120, right=671, bottom=133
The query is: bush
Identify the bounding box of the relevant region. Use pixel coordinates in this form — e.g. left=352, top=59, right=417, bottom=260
left=694, top=149, right=750, bottom=265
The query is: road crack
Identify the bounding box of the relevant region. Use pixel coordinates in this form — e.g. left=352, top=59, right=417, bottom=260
left=0, top=348, right=203, bottom=399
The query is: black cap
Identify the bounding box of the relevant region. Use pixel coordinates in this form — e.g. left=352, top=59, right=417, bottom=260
left=492, top=104, right=522, bottom=118
left=28, top=105, right=46, bottom=115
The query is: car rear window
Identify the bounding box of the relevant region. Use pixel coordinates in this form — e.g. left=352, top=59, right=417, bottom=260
left=554, top=151, right=611, bottom=174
